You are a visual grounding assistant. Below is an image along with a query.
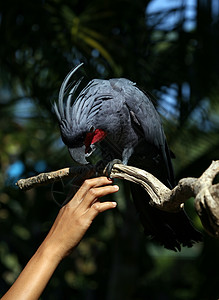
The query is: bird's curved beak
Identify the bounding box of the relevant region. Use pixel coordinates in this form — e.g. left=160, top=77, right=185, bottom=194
left=68, top=146, right=89, bottom=165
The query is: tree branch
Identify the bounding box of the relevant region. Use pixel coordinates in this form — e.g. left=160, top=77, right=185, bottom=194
left=16, top=160, right=219, bottom=238
left=16, top=165, right=96, bottom=190
left=107, top=160, right=219, bottom=238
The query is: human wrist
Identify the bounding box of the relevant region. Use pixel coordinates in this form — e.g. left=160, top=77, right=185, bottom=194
left=37, top=237, right=65, bottom=266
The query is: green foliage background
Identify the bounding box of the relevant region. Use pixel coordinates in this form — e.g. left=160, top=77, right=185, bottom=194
left=0, top=0, right=219, bottom=299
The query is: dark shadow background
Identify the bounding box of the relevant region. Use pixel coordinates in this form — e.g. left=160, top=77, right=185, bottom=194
left=0, top=0, right=219, bottom=299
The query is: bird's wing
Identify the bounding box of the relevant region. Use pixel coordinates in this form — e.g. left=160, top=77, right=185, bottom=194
left=110, top=79, right=202, bottom=251
left=118, top=79, right=175, bottom=187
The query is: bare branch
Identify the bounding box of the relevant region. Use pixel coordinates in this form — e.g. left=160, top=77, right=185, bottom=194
left=107, top=160, right=219, bottom=238
left=108, top=163, right=197, bottom=212
left=16, top=165, right=95, bottom=190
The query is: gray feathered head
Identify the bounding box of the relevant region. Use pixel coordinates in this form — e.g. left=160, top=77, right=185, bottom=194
left=53, top=63, right=107, bottom=164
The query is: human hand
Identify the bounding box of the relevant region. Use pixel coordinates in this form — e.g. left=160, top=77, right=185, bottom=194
left=1, top=177, right=119, bottom=300
left=42, top=176, right=119, bottom=261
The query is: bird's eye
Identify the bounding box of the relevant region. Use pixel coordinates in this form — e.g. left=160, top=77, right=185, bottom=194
left=90, top=126, right=95, bottom=132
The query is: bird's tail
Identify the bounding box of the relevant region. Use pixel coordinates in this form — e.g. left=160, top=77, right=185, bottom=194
left=130, top=183, right=202, bottom=251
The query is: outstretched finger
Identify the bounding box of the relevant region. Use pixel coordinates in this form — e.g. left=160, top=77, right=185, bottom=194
left=68, top=177, right=114, bottom=206
left=86, top=201, right=117, bottom=220
left=80, top=184, right=119, bottom=210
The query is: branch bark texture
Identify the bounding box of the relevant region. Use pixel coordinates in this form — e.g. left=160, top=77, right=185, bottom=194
left=16, top=165, right=95, bottom=190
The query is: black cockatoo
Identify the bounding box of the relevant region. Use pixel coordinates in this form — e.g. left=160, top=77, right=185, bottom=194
left=53, top=63, right=202, bottom=251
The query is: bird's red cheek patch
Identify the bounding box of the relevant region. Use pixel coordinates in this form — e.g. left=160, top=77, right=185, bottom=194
left=85, top=129, right=107, bottom=153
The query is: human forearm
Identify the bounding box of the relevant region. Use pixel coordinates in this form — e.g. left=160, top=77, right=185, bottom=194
left=1, top=240, right=61, bottom=300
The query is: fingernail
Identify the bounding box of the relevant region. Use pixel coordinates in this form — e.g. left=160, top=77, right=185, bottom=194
left=108, top=177, right=113, bottom=181
left=113, top=185, right=119, bottom=190
left=112, top=202, right=117, bottom=207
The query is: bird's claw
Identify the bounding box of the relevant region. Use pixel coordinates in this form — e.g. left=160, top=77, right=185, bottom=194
left=104, top=159, right=123, bottom=178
